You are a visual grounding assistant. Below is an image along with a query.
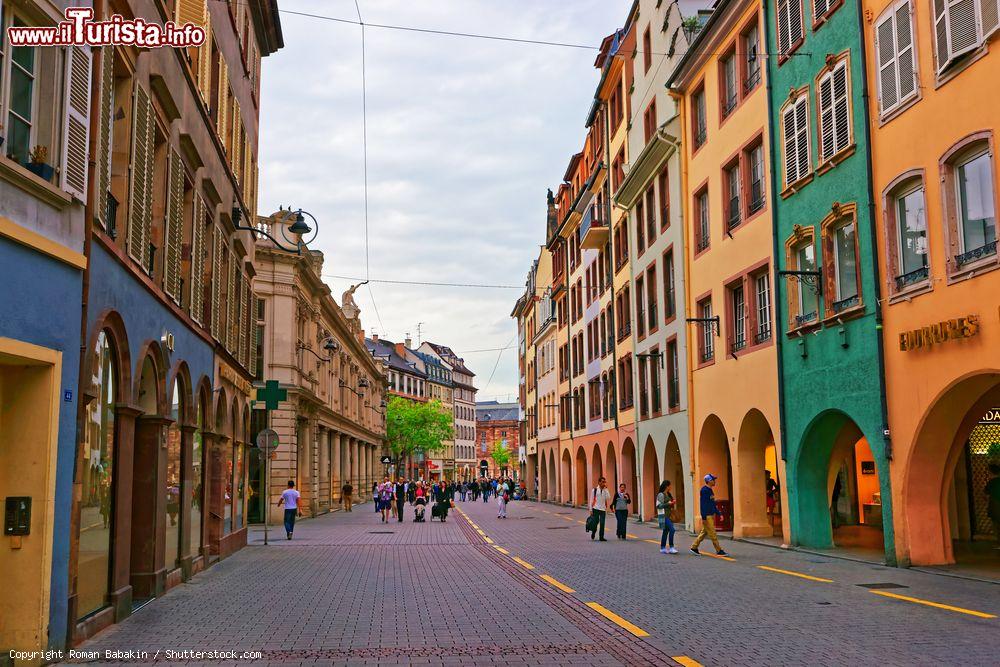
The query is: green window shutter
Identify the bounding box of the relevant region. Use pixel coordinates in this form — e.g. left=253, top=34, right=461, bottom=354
left=164, top=149, right=184, bottom=301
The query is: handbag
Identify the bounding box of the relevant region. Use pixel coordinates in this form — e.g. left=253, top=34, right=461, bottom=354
left=585, top=513, right=598, bottom=533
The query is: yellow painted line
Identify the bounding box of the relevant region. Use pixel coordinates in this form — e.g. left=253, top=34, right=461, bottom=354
left=757, top=566, right=832, bottom=583
left=672, top=656, right=703, bottom=667
left=643, top=539, right=660, bottom=545
left=697, top=551, right=735, bottom=562
left=626, top=533, right=639, bottom=539
left=585, top=602, right=649, bottom=637
left=494, top=546, right=510, bottom=555
left=869, top=590, right=997, bottom=619
left=539, top=574, right=575, bottom=593
left=483, top=536, right=494, bottom=544
left=512, top=556, right=535, bottom=570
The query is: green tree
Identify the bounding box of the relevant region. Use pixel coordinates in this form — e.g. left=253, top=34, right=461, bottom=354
left=490, top=441, right=511, bottom=472
left=385, top=395, right=453, bottom=462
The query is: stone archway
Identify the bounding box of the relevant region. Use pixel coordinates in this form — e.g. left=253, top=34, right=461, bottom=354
left=640, top=437, right=660, bottom=520
left=548, top=449, right=557, bottom=501
left=663, top=432, right=685, bottom=524
left=605, top=441, right=618, bottom=492
left=539, top=452, right=548, bottom=501
left=620, top=438, right=638, bottom=513
left=130, top=351, right=167, bottom=600
left=560, top=449, right=572, bottom=504
left=574, top=446, right=588, bottom=506
left=905, top=372, right=1000, bottom=566
left=698, top=415, right=732, bottom=530
left=735, top=409, right=777, bottom=538
left=591, top=443, right=604, bottom=490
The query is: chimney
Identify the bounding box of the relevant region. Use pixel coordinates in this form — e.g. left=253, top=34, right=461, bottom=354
left=404, top=333, right=412, bottom=349
left=394, top=342, right=405, bottom=357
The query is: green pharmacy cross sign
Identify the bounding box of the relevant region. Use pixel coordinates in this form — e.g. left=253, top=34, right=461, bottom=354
left=256, top=380, right=287, bottom=410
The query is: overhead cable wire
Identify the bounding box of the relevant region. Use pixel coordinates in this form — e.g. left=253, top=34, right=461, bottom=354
left=479, top=335, right=515, bottom=396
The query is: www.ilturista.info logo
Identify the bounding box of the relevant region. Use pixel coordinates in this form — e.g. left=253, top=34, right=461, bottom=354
left=7, top=7, right=206, bottom=48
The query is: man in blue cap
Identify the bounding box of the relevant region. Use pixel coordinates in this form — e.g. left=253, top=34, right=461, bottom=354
left=690, top=473, right=728, bottom=556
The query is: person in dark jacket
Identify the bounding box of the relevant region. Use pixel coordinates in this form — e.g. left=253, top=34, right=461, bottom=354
left=690, top=474, right=728, bottom=556
left=612, top=484, right=631, bottom=539
left=394, top=478, right=406, bottom=523
left=437, top=478, right=453, bottom=522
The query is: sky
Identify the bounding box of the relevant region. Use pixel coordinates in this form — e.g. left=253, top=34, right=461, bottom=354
left=258, top=0, right=629, bottom=402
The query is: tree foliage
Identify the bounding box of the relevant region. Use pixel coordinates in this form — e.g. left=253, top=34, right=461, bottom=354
left=385, top=395, right=453, bottom=459
left=490, top=441, right=511, bottom=470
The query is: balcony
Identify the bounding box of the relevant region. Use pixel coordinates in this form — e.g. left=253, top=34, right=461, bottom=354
left=955, top=240, right=997, bottom=267
left=580, top=203, right=609, bottom=250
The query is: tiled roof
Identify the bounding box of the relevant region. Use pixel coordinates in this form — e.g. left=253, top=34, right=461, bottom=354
left=365, top=338, right=427, bottom=378
left=476, top=401, right=519, bottom=422
left=425, top=341, right=476, bottom=377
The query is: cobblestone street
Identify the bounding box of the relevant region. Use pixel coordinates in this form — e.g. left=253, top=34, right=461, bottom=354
left=69, top=499, right=1000, bottom=666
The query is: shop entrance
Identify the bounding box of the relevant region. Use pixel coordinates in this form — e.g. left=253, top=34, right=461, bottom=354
left=735, top=409, right=778, bottom=538
left=698, top=415, right=733, bottom=531
left=830, top=435, right=884, bottom=557
left=247, top=410, right=267, bottom=524
left=948, top=412, right=999, bottom=573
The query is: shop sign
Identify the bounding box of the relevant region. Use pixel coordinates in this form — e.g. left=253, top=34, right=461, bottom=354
left=980, top=408, right=1000, bottom=424
left=220, top=362, right=253, bottom=396
left=898, top=315, right=979, bottom=352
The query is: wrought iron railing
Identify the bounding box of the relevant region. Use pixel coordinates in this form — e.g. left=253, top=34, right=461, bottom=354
left=727, top=200, right=741, bottom=230
left=894, top=265, right=929, bottom=290
left=700, top=348, right=714, bottom=363
left=730, top=337, right=746, bottom=354
left=694, top=127, right=707, bottom=147
left=744, top=68, right=761, bottom=93
left=696, top=232, right=710, bottom=252
left=955, top=240, right=997, bottom=267
left=831, top=294, right=859, bottom=313
left=722, top=94, right=737, bottom=117
left=754, top=328, right=771, bottom=345
left=795, top=311, right=818, bottom=327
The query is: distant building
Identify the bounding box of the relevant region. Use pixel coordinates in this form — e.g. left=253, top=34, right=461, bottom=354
left=419, top=342, right=478, bottom=480
left=476, top=401, right=520, bottom=478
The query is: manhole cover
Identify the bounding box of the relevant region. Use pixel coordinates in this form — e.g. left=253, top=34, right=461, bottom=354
left=856, top=582, right=908, bottom=590
left=368, top=531, right=395, bottom=534
left=546, top=526, right=570, bottom=530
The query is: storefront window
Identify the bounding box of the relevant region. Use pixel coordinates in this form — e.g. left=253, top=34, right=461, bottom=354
left=223, top=443, right=234, bottom=534
left=234, top=443, right=245, bottom=528
left=189, top=401, right=203, bottom=557
left=165, top=379, right=182, bottom=570
left=77, top=331, right=116, bottom=619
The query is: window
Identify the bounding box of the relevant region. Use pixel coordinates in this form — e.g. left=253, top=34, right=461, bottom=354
left=887, top=181, right=929, bottom=290
left=649, top=348, right=662, bottom=414
left=813, top=0, right=840, bottom=23
left=4, top=14, right=35, bottom=165
left=663, top=249, right=676, bottom=320
left=730, top=282, right=747, bottom=353
left=747, top=141, right=766, bottom=214
left=754, top=272, right=772, bottom=344
left=817, top=58, right=851, bottom=162
left=646, top=265, right=658, bottom=332
left=933, top=0, right=999, bottom=74
left=645, top=185, right=657, bottom=244
left=955, top=149, right=997, bottom=265
left=695, top=187, right=710, bottom=252
left=666, top=340, right=680, bottom=409
left=874, top=0, right=917, bottom=116
left=699, top=299, right=715, bottom=363
left=636, top=198, right=646, bottom=254
left=776, top=0, right=804, bottom=58
left=833, top=220, right=859, bottom=303
left=725, top=162, right=741, bottom=230
left=610, top=82, right=623, bottom=131
left=643, top=25, right=652, bottom=72
left=789, top=233, right=820, bottom=327
left=692, top=87, right=707, bottom=148
left=821, top=206, right=862, bottom=315
left=721, top=50, right=738, bottom=117
left=644, top=98, right=657, bottom=144
left=781, top=92, right=810, bottom=187
left=636, top=276, right=646, bottom=338
left=638, top=355, right=649, bottom=418
left=658, top=167, right=670, bottom=230
left=743, top=21, right=761, bottom=93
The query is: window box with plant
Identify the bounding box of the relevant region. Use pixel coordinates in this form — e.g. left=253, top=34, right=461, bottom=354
left=25, top=144, right=53, bottom=181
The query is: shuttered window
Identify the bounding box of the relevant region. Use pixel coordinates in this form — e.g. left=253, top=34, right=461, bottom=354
left=190, top=194, right=207, bottom=324
left=198, top=25, right=213, bottom=104
left=782, top=93, right=810, bottom=187
left=127, top=83, right=154, bottom=268
left=875, top=0, right=917, bottom=116
left=934, top=0, right=981, bottom=72
left=230, top=99, right=242, bottom=185
left=216, top=54, right=228, bottom=147
left=239, top=278, right=249, bottom=367
left=777, top=0, right=804, bottom=56
left=818, top=59, right=851, bottom=162
left=61, top=46, right=91, bottom=201
left=227, top=253, right=238, bottom=353
left=164, top=149, right=184, bottom=301
left=210, top=225, right=224, bottom=340
left=96, top=47, right=115, bottom=229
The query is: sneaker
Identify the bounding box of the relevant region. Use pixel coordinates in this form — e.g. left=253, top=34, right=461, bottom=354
left=599, top=538, right=608, bottom=542
left=716, top=550, right=729, bottom=556
left=286, top=533, right=292, bottom=540
left=659, top=548, right=668, bottom=554
left=668, top=547, right=678, bottom=554
left=689, top=547, right=700, bottom=555
left=591, top=532, right=595, bottom=540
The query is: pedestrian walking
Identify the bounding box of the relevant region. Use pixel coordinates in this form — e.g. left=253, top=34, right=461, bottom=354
left=277, top=480, right=301, bottom=540
left=656, top=480, right=677, bottom=554
left=497, top=479, right=510, bottom=519
left=612, top=484, right=631, bottom=539
left=341, top=481, right=354, bottom=511
left=372, top=481, right=379, bottom=513
left=589, top=477, right=611, bottom=541
left=377, top=476, right=394, bottom=523
left=690, top=474, right=728, bottom=556
left=395, top=477, right=406, bottom=523
left=436, top=478, right=453, bottom=522
left=460, top=482, right=468, bottom=502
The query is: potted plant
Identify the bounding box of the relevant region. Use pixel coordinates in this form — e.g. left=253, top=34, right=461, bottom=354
left=26, top=144, right=54, bottom=181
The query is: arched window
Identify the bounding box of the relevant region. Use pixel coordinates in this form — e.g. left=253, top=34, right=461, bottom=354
left=165, top=378, right=182, bottom=571
left=189, top=395, right=205, bottom=557
left=76, top=331, right=117, bottom=620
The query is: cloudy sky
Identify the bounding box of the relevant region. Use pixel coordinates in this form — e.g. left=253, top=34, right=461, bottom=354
left=258, top=0, right=628, bottom=401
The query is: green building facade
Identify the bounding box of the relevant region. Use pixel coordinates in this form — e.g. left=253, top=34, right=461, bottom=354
left=764, top=0, right=895, bottom=563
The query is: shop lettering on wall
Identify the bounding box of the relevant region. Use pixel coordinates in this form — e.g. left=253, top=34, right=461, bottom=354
left=220, top=363, right=252, bottom=396
left=981, top=408, right=1000, bottom=424
left=898, top=315, right=979, bottom=352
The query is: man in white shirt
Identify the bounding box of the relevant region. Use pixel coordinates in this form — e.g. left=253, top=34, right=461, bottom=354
left=590, top=477, right=611, bottom=541
left=277, top=480, right=301, bottom=540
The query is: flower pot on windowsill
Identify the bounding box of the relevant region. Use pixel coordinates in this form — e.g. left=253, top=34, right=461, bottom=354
left=25, top=161, right=55, bottom=182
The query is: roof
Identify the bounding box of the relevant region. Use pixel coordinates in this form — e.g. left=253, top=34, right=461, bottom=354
left=476, top=401, right=519, bottom=422
left=365, top=338, right=427, bottom=378
left=424, top=342, right=476, bottom=377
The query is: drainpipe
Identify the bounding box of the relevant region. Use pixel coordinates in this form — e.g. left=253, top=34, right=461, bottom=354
left=761, top=8, right=790, bottom=469
left=668, top=89, right=698, bottom=527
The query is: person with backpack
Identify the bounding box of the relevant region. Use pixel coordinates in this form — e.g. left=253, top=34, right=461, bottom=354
left=656, top=480, right=678, bottom=554
left=377, top=476, right=394, bottom=523
left=589, top=477, right=611, bottom=541
left=690, top=474, right=729, bottom=556
left=612, top=483, right=631, bottom=540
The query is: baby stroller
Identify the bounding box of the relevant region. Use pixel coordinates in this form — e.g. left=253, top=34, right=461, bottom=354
left=431, top=501, right=448, bottom=522
left=413, top=497, right=427, bottom=522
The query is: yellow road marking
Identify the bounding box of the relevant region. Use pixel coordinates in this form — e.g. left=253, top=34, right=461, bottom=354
left=585, top=602, right=649, bottom=637
left=697, top=551, right=735, bottom=562
left=672, top=656, right=704, bottom=667
left=757, top=566, right=833, bottom=583
left=494, top=546, right=510, bottom=555
left=512, top=556, right=535, bottom=570
left=626, top=533, right=639, bottom=539
left=644, top=539, right=660, bottom=545
left=539, top=574, right=575, bottom=593
left=869, top=591, right=997, bottom=619
left=483, top=536, right=494, bottom=544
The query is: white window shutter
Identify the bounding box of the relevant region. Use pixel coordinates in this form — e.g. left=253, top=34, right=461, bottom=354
left=832, top=62, right=851, bottom=154
left=981, top=0, right=1000, bottom=38
left=61, top=46, right=91, bottom=201
left=190, top=194, right=206, bottom=324
left=949, top=0, right=981, bottom=55
left=783, top=105, right=798, bottom=185
left=814, top=0, right=830, bottom=19
left=794, top=98, right=810, bottom=180
left=819, top=73, right=835, bottom=161
left=96, top=47, right=115, bottom=229
left=777, top=0, right=791, bottom=54
left=128, top=84, right=153, bottom=267
left=164, top=149, right=184, bottom=301
left=875, top=11, right=899, bottom=113
left=789, top=0, right=804, bottom=47
left=895, top=2, right=917, bottom=102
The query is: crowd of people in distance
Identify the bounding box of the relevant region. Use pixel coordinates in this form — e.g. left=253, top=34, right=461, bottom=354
left=365, top=476, right=527, bottom=524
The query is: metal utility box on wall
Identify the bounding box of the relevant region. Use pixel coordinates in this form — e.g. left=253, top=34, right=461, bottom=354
left=4, top=496, right=31, bottom=536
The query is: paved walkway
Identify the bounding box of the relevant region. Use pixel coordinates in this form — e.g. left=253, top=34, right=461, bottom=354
left=66, top=499, right=1000, bottom=666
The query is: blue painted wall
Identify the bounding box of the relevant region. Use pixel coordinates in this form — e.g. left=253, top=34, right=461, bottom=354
left=0, top=237, right=82, bottom=651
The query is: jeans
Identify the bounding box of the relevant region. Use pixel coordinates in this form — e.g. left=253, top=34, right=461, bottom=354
left=283, top=509, right=297, bottom=536
left=590, top=509, right=606, bottom=539
left=614, top=509, right=628, bottom=538
left=342, top=493, right=353, bottom=511
left=497, top=496, right=507, bottom=518
left=692, top=515, right=722, bottom=551
left=659, top=515, right=675, bottom=548
left=396, top=501, right=405, bottom=522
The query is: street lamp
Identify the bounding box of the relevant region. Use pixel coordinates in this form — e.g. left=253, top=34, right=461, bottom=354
left=297, top=336, right=340, bottom=363
left=234, top=206, right=320, bottom=254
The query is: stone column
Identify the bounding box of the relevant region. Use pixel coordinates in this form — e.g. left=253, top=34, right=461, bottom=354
left=131, top=414, right=170, bottom=599
left=207, top=434, right=228, bottom=557
left=317, top=425, right=329, bottom=514
left=178, top=424, right=197, bottom=578
left=109, top=404, right=142, bottom=622
left=332, top=432, right=342, bottom=503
